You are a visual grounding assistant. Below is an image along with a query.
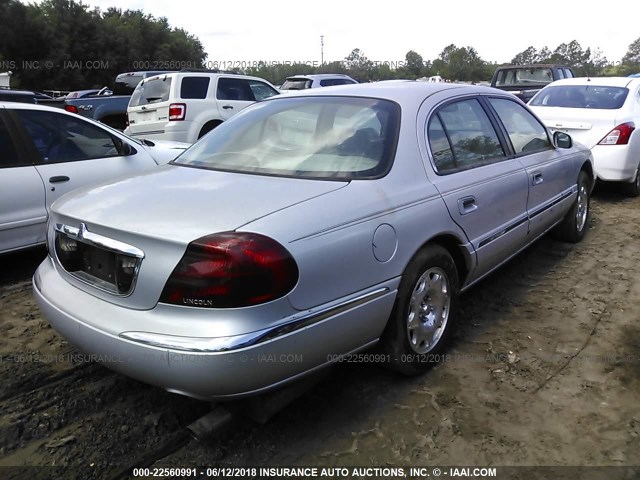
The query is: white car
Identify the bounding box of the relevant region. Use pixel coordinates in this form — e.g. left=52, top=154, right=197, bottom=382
left=529, top=77, right=640, bottom=196
left=279, top=74, right=357, bottom=92
left=124, top=72, right=280, bottom=144
left=0, top=102, right=188, bottom=255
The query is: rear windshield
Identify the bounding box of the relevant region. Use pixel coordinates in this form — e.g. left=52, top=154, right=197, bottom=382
left=494, top=68, right=553, bottom=87
left=280, top=78, right=312, bottom=90
left=129, top=76, right=172, bottom=107
left=530, top=85, right=629, bottom=109
left=173, top=96, right=400, bottom=180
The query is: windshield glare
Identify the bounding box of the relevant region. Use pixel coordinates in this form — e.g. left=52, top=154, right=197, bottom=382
left=129, top=76, right=172, bottom=106
left=530, top=85, right=629, bottom=109
left=280, top=79, right=312, bottom=90
left=495, top=68, right=553, bottom=87
left=173, top=96, right=400, bottom=180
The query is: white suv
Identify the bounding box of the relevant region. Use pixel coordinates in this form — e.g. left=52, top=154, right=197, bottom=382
left=279, top=74, right=357, bottom=92
left=124, top=72, right=279, bottom=143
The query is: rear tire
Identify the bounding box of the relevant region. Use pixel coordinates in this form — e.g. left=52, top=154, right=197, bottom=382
left=554, top=170, right=590, bottom=243
left=380, top=245, right=459, bottom=375
left=624, top=165, right=640, bottom=197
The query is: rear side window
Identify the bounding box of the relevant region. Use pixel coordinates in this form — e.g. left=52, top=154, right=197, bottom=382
left=530, top=85, right=629, bottom=109
left=180, top=77, right=210, bottom=99
left=129, top=76, right=172, bottom=107
left=427, top=98, right=505, bottom=173
left=217, top=78, right=253, bottom=101
left=0, top=117, right=21, bottom=167
left=489, top=98, right=551, bottom=154
left=564, top=68, right=574, bottom=79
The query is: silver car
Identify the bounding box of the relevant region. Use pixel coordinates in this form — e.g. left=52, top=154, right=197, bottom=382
left=0, top=102, right=188, bottom=254
left=33, top=83, right=593, bottom=400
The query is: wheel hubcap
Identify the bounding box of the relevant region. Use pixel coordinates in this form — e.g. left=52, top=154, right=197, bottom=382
left=406, top=267, right=450, bottom=354
left=576, top=183, right=588, bottom=232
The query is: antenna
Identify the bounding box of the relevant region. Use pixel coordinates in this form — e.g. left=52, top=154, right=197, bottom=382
left=321, top=35, right=324, bottom=65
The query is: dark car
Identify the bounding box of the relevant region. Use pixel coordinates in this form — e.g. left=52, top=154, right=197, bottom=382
left=0, top=89, right=41, bottom=103
left=491, top=64, right=574, bottom=102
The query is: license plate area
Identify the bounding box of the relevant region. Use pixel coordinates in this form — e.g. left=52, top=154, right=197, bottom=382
left=54, top=225, right=143, bottom=296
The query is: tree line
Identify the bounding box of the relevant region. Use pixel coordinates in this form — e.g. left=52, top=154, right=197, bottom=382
left=1, top=0, right=640, bottom=90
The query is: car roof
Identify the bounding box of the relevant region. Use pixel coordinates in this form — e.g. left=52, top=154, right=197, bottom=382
left=266, top=81, right=502, bottom=104
left=0, top=101, right=86, bottom=113
left=0, top=89, right=37, bottom=95
left=546, top=76, right=640, bottom=88
left=142, top=71, right=273, bottom=84
left=497, top=64, right=571, bottom=69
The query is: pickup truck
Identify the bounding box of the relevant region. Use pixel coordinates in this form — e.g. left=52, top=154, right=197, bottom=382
left=63, top=71, right=172, bottom=130
left=490, top=64, right=575, bottom=103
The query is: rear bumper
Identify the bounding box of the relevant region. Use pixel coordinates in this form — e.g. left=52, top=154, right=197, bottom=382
left=33, top=256, right=397, bottom=400
left=592, top=146, right=639, bottom=182
left=126, top=122, right=192, bottom=143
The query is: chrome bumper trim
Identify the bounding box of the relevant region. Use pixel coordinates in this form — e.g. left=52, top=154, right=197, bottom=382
left=120, top=287, right=391, bottom=353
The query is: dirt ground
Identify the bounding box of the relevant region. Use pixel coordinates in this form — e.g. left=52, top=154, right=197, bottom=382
left=0, top=185, right=638, bottom=480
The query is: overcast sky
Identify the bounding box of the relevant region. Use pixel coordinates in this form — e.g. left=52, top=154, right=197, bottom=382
left=59, top=0, right=636, bottom=65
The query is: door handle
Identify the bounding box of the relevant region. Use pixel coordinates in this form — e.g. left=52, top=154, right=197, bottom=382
left=531, top=172, right=543, bottom=186
left=222, top=105, right=234, bottom=110
left=49, top=176, right=70, bottom=183
left=458, top=196, right=478, bottom=215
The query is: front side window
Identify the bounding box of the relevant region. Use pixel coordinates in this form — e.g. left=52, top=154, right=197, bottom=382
left=129, top=76, right=172, bottom=106
left=427, top=98, right=505, bottom=173
left=180, top=77, right=210, bottom=99
left=15, top=110, right=119, bottom=163
left=173, top=96, right=400, bottom=180
left=489, top=98, right=551, bottom=154
left=247, top=80, right=279, bottom=101
left=530, top=85, right=629, bottom=109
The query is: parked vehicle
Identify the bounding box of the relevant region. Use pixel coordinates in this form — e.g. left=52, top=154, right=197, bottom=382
left=529, top=76, right=640, bottom=196
left=34, top=82, right=593, bottom=400
left=0, top=89, right=52, bottom=103
left=279, top=74, right=357, bottom=91
left=124, top=72, right=280, bottom=143
left=490, top=64, right=574, bottom=102
left=63, top=71, right=172, bottom=130
left=0, top=102, right=189, bottom=255
left=65, top=87, right=112, bottom=99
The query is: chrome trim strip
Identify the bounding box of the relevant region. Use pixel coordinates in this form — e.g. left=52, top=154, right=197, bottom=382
left=120, top=287, right=391, bottom=353
left=0, top=215, right=47, bottom=231
left=55, top=223, right=144, bottom=258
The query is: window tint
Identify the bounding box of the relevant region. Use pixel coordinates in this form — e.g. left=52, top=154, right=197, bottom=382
left=0, top=118, right=20, bottom=167
left=530, top=85, right=629, bottom=109
left=217, top=78, right=253, bottom=101
left=174, top=97, right=400, bottom=180
left=16, top=110, right=119, bottom=163
left=489, top=98, right=551, bottom=154
left=428, top=98, right=505, bottom=173
left=319, top=78, right=356, bottom=87
left=180, top=77, right=210, bottom=99
left=247, top=80, right=278, bottom=101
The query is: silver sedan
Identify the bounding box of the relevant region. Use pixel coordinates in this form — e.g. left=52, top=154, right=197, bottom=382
left=33, top=82, right=594, bottom=400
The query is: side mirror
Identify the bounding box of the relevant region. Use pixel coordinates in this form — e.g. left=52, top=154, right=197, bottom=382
left=554, top=131, right=572, bottom=149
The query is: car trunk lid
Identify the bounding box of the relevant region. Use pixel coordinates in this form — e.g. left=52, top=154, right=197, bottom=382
left=533, top=106, right=619, bottom=149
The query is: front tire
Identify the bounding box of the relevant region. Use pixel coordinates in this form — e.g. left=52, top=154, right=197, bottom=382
left=381, top=245, right=459, bottom=375
left=554, top=170, right=590, bottom=243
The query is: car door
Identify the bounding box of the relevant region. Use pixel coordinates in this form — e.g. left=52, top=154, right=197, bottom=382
left=9, top=108, right=156, bottom=209
left=216, top=77, right=255, bottom=120
left=0, top=111, right=47, bottom=253
left=487, top=97, right=575, bottom=238
left=423, top=97, right=530, bottom=283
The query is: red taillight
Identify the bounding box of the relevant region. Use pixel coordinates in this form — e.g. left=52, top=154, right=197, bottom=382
left=598, top=122, right=635, bottom=145
left=64, top=105, right=79, bottom=114
left=160, top=232, right=299, bottom=308
left=168, top=103, right=186, bottom=121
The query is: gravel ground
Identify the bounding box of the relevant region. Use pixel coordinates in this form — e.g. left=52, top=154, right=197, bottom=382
left=0, top=186, right=638, bottom=480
